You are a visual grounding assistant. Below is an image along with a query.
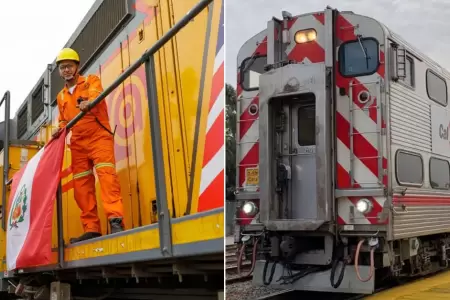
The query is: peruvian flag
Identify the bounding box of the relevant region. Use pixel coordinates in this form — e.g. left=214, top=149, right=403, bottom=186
left=6, top=128, right=67, bottom=271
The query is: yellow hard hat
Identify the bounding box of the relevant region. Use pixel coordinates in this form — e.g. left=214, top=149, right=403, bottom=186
left=56, top=48, right=80, bottom=64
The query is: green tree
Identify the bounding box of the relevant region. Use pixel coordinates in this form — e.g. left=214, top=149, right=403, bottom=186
left=226, top=83, right=237, bottom=200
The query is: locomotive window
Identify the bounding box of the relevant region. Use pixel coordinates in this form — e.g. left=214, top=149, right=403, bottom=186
left=339, top=37, right=379, bottom=77
left=426, top=69, right=448, bottom=106
left=240, top=55, right=267, bottom=91
left=396, top=150, right=423, bottom=186
left=298, top=105, right=316, bottom=146
left=430, top=157, right=450, bottom=189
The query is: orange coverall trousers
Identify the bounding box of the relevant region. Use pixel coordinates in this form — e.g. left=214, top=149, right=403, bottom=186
left=57, top=74, right=124, bottom=233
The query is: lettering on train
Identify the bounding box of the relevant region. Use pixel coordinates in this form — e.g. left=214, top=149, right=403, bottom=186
left=439, top=123, right=450, bottom=140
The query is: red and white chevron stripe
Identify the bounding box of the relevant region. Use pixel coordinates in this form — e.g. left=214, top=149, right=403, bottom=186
left=197, top=3, right=224, bottom=212
left=334, top=13, right=388, bottom=225
left=236, top=32, right=267, bottom=192
left=236, top=11, right=388, bottom=225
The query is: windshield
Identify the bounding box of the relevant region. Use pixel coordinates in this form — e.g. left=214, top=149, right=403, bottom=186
left=241, top=55, right=267, bottom=91
left=339, top=38, right=379, bottom=77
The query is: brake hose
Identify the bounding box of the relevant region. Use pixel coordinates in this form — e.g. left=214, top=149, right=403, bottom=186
left=237, top=238, right=259, bottom=276
left=330, top=242, right=347, bottom=288
left=354, top=239, right=375, bottom=282
left=330, top=257, right=347, bottom=288
left=262, top=258, right=277, bottom=285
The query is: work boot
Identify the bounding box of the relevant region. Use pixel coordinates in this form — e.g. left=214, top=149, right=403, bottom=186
left=110, top=218, right=124, bottom=234
left=69, top=232, right=102, bottom=244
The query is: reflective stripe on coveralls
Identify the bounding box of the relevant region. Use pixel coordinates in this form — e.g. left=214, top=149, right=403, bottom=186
left=57, top=74, right=124, bottom=233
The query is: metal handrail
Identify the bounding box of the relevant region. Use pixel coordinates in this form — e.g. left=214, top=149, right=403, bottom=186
left=1, top=91, right=10, bottom=231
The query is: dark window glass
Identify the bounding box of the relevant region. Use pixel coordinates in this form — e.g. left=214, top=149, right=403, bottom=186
left=339, top=38, right=379, bottom=77
left=430, top=157, right=450, bottom=189
left=396, top=151, right=423, bottom=185
left=426, top=69, right=448, bottom=106
left=298, top=105, right=315, bottom=146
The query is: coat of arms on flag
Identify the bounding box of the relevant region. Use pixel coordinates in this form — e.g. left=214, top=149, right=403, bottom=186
left=9, top=185, right=27, bottom=229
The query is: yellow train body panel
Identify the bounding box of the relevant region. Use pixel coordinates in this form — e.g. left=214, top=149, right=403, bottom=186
left=65, top=210, right=223, bottom=261
left=0, top=0, right=223, bottom=273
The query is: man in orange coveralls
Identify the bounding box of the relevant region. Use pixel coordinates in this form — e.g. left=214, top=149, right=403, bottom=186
left=52, top=48, right=125, bottom=244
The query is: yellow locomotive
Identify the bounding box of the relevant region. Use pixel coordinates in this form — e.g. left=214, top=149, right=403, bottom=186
left=0, top=0, right=224, bottom=299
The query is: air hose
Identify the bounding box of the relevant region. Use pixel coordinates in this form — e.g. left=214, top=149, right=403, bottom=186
left=330, top=242, right=347, bottom=288
left=237, top=237, right=259, bottom=276
left=354, top=238, right=376, bottom=282
left=330, top=257, right=347, bottom=288
left=262, top=258, right=277, bottom=285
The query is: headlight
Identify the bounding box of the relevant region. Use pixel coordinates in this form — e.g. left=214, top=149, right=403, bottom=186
left=242, top=201, right=258, bottom=215
left=356, top=198, right=373, bottom=214
left=294, top=29, right=317, bottom=44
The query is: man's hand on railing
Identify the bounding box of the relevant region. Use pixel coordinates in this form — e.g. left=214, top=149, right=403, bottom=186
left=78, top=100, right=90, bottom=112
left=76, top=98, right=90, bottom=112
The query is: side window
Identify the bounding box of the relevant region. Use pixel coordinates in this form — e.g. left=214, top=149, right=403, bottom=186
left=298, top=104, right=316, bottom=146
left=240, top=56, right=267, bottom=91
left=426, top=69, right=448, bottom=106
left=401, top=56, right=414, bottom=87
left=430, top=157, right=450, bottom=189
left=396, top=150, right=423, bottom=186
left=339, top=38, right=379, bottom=77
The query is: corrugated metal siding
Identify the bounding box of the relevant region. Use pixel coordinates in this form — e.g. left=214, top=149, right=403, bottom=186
left=393, top=205, right=450, bottom=239
left=390, top=82, right=431, bottom=152
left=50, top=0, right=134, bottom=104
left=17, top=106, right=27, bottom=139
left=31, top=82, right=44, bottom=123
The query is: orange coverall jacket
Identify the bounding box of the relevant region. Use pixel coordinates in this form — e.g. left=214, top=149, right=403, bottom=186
left=56, top=74, right=124, bottom=233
